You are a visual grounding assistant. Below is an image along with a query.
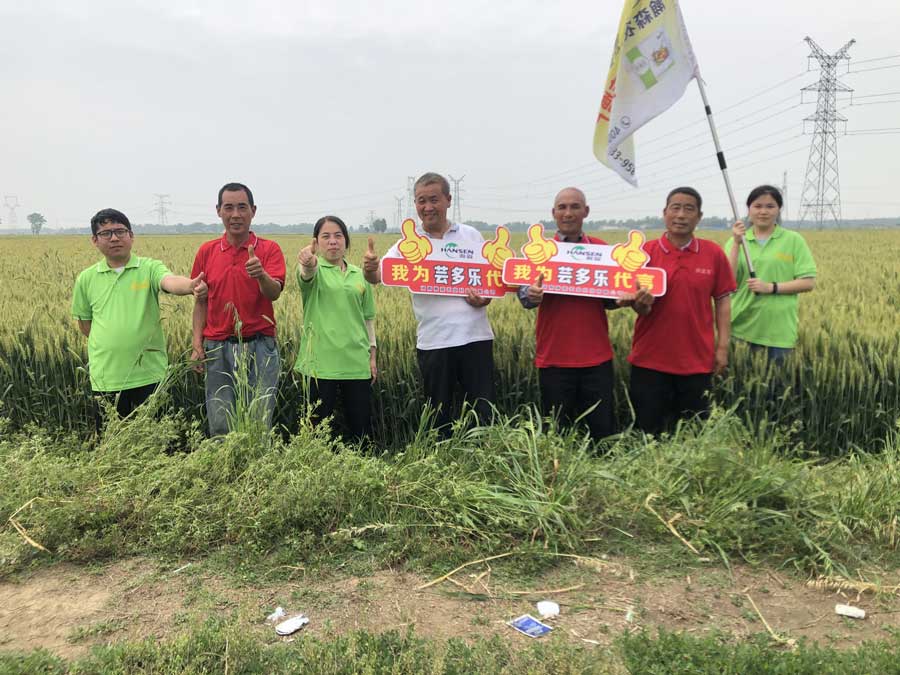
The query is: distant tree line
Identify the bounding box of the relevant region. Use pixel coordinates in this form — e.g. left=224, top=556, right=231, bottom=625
left=4, top=216, right=898, bottom=236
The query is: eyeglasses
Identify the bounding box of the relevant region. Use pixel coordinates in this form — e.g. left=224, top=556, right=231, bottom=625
left=95, top=228, right=131, bottom=240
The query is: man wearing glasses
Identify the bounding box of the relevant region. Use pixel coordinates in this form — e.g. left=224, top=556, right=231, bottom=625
left=190, top=183, right=286, bottom=436
left=72, top=208, right=207, bottom=431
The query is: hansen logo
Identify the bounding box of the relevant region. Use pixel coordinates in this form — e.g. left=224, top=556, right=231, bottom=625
left=568, top=245, right=605, bottom=263
left=440, top=242, right=475, bottom=260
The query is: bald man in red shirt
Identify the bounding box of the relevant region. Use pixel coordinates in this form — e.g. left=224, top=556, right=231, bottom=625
left=624, top=187, right=736, bottom=435
left=518, top=187, right=622, bottom=442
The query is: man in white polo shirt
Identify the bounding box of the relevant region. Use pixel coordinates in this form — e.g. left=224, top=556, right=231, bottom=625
left=364, top=172, right=494, bottom=433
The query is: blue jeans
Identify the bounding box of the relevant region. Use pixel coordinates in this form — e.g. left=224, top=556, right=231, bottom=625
left=748, top=342, right=793, bottom=364
left=204, top=335, right=280, bottom=436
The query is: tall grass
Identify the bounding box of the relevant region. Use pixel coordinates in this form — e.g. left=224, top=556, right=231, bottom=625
left=2, top=397, right=898, bottom=577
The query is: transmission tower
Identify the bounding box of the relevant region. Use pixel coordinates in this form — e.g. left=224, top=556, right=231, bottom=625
left=394, top=196, right=403, bottom=230
left=406, top=176, right=417, bottom=219
left=448, top=175, right=465, bottom=224
left=153, top=193, right=171, bottom=227
left=3, top=195, right=20, bottom=228
left=797, top=36, right=855, bottom=227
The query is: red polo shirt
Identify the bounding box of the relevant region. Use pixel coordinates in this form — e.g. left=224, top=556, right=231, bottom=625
left=191, top=232, right=286, bottom=341
left=535, top=233, right=614, bottom=368
left=628, top=235, right=735, bottom=375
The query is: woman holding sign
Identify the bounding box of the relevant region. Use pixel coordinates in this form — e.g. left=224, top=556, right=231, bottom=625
left=295, top=215, right=377, bottom=441
left=726, top=185, right=816, bottom=362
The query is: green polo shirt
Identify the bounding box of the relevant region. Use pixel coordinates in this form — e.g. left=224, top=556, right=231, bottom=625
left=294, top=258, right=375, bottom=380
left=72, top=255, right=172, bottom=392
left=725, top=226, right=816, bottom=348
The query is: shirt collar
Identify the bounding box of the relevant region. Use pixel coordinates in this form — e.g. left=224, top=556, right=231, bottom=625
left=418, top=221, right=458, bottom=237
left=318, top=257, right=351, bottom=271
left=99, top=255, right=138, bottom=272
left=554, top=230, right=589, bottom=243
left=219, top=231, right=258, bottom=252
left=658, top=233, right=699, bottom=254
left=745, top=225, right=782, bottom=242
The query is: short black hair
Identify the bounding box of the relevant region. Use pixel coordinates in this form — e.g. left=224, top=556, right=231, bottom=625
left=314, top=215, right=351, bottom=249
left=665, top=186, right=703, bottom=211
left=414, top=172, right=451, bottom=198
left=746, top=184, right=783, bottom=209
left=217, top=182, right=255, bottom=208
left=90, top=208, right=132, bottom=235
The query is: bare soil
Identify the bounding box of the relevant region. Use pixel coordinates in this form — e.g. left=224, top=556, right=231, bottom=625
left=1, top=556, right=897, bottom=660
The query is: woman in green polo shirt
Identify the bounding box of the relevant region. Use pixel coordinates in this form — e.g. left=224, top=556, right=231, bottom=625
left=726, top=185, right=817, bottom=362
left=295, top=215, right=377, bottom=441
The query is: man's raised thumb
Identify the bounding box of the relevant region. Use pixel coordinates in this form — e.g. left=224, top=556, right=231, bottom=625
left=535, top=272, right=544, bottom=288
left=367, top=236, right=375, bottom=254
left=247, top=244, right=256, bottom=258
left=310, top=239, right=318, bottom=254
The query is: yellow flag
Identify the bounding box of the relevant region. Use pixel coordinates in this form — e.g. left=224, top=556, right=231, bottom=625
left=593, top=0, right=698, bottom=185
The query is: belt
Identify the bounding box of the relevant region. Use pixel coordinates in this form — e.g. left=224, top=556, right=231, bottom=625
left=224, top=333, right=265, bottom=344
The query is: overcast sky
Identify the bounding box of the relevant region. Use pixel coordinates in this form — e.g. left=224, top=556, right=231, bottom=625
left=2, top=0, right=899, bottom=230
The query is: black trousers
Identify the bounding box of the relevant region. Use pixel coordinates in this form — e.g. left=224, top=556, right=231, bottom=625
left=93, top=382, right=158, bottom=433
left=308, top=378, right=372, bottom=441
left=629, top=365, right=711, bottom=436
left=539, top=361, right=615, bottom=440
left=417, top=339, right=494, bottom=432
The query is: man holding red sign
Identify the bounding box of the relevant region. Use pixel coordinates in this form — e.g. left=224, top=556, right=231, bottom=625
left=626, top=187, right=736, bottom=435
left=364, top=172, right=495, bottom=433
left=517, top=187, right=622, bottom=442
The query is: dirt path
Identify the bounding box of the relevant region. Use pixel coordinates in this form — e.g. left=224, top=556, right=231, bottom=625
left=1, top=556, right=897, bottom=660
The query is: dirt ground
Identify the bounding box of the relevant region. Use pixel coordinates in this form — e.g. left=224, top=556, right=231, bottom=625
left=1, top=555, right=898, bottom=660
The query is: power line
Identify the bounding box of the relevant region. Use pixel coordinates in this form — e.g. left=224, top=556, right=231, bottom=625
left=472, top=49, right=899, bottom=201
left=846, top=63, right=900, bottom=75
left=475, top=69, right=817, bottom=192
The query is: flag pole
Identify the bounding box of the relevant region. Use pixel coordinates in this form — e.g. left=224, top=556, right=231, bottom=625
left=695, top=76, right=756, bottom=277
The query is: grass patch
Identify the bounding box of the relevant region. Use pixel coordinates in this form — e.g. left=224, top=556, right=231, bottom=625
left=3, top=622, right=900, bottom=674
left=1, top=405, right=899, bottom=580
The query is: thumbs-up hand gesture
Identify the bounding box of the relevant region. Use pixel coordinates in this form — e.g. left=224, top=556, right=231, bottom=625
left=190, top=271, right=208, bottom=300
left=482, top=227, right=514, bottom=270
left=526, top=272, right=544, bottom=305
left=245, top=244, right=264, bottom=279
left=522, top=224, right=558, bottom=265
left=398, top=218, right=432, bottom=264
left=611, top=230, right=649, bottom=272
left=298, top=239, right=318, bottom=269
left=363, top=237, right=379, bottom=274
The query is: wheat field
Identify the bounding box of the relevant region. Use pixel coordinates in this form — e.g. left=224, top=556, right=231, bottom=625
left=1, top=228, right=898, bottom=453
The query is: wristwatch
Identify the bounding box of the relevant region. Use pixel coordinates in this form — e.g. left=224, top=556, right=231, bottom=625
left=772, top=282, right=779, bottom=295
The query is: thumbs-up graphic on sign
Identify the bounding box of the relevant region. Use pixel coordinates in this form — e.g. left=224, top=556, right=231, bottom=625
left=482, top=227, right=514, bottom=270
left=398, top=218, right=432, bottom=264
left=611, top=230, right=650, bottom=272
left=522, top=224, right=558, bottom=265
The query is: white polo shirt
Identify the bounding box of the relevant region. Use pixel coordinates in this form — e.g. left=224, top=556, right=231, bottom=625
left=385, top=221, right=494, bottom=351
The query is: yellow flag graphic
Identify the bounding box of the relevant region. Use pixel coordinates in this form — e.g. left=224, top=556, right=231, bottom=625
left=593, top=0, right=699, bottom=185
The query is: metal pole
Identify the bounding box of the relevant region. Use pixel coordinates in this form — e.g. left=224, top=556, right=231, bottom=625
left=695, top=77, right=756, bottom=278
